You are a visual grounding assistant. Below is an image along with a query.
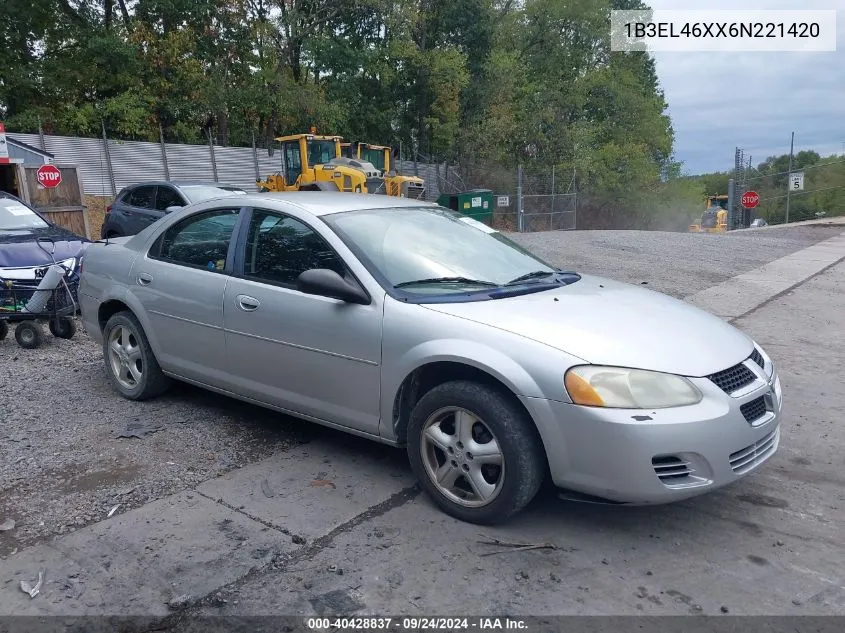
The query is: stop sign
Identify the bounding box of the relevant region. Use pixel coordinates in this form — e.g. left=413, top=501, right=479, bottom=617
left=741, top=191, right=760, bottom=209
left=36, top=164, right=62, bottom=189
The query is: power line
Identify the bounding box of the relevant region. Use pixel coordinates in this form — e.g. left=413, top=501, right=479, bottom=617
left=760, top=184, right=845, bottom=203
left=745, top=158, right=845, bottom=182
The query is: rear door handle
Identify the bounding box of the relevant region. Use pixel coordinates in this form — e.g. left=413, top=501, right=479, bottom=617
left=137, top=272, right=153, bottom=286
left=237, top=295, right=260, bottom=311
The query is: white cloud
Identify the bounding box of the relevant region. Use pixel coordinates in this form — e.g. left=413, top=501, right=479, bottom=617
left=640, top=0, right=845, bottom=172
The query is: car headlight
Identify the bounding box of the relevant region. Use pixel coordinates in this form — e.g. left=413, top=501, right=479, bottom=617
left=58, top=257, right=77, bottom=274
left=564, top=365, right=702, bottom=409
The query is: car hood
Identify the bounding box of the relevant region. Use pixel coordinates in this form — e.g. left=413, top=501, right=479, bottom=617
left=0, top=226, right=88, bottom=268
left=421, top=274, right=753, bottom=377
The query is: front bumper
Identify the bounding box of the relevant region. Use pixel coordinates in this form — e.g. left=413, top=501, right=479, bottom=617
left=523, top=366, right=783, bottom=504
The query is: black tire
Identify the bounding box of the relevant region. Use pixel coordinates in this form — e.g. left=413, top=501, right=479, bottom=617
left=0, top=320, right=8, bottom=341
left=49, top=317, right=77, bottom=340
left=15, top=321, right=44, bottom=349
left=102, top=311, right=171, bottom=400
left=407, top=380, right=546, bottom=525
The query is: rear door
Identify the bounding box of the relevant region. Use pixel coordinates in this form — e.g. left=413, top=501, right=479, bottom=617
left=132, top=206, right=245, bottom=385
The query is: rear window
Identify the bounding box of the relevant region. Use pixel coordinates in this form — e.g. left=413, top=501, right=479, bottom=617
left=0, top=197, right=49, bottom=230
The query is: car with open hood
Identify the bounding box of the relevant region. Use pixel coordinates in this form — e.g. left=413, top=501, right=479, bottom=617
left=77, top=192, right=782, bottom=524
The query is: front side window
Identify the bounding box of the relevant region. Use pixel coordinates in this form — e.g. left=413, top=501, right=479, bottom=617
left=153, top=209, right=240, bottom=272
left=243, top=209, right=345, bottom=286
left=322, top=206, right=561, bottom=297
left=155, top=186, right=184, bottom=211
left=129, top=186, right=156, bottom=209
left=0, top=196, right=49, bottom=230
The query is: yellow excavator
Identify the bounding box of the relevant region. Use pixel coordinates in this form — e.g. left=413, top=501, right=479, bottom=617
left=689, top=195, right=729, bottom=233
left=256, top=133, right=382, bottom=193
left=351, top=143, right=426, bottom=199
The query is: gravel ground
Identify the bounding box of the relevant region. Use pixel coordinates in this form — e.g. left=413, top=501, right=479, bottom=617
left=0, top=224, right=841, bottom=559
left=509, top=224, right=844, bottom=298
left=0, top=327, right=310, bottom=556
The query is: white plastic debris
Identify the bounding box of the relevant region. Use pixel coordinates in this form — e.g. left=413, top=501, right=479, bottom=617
left=107, top=504, right=121, bottom=518
left=0, top=519, right=15, bottom=531
left=20, top=571, right=44, bottom=598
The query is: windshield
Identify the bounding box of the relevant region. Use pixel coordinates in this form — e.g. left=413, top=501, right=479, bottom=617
left=0, top=197, right=49, bottom=230
left=323, top=206, right=559, bottom=296
left=362, top=148, right=385, bottom=171
left=181, top=185, right=247, bottom=203
left=307, top=140, right=337, bottom=166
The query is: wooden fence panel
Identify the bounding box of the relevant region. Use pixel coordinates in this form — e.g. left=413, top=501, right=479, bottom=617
left=23, top=165, right=90, bottom=238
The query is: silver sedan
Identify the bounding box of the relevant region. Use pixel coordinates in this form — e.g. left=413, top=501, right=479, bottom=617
left=78, top=193, right=783, bottom=524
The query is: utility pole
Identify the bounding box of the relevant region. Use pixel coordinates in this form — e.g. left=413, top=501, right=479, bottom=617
left=785, top=131, right=794, bottom=224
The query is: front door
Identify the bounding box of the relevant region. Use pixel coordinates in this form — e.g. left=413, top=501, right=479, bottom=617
left=132, top=207, right=242, bottom=384
left=282, top=142, right=302, bottom=187
left=125, top=185, right=163, bottom=234
left=223, top=208, right=383, bottom=434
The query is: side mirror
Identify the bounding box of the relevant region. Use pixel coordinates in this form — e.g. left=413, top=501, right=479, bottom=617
left=297, top=269, right=370, bottom=305
left=165, top=205, right=182, bottom=213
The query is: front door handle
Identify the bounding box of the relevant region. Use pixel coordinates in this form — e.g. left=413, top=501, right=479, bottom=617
left=137, top=272, right=153, bottom=286
left=237, top=294, right=260, bottom=311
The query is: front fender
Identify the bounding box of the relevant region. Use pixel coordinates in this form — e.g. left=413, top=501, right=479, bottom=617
left=379, top=338, right=545, bottom=441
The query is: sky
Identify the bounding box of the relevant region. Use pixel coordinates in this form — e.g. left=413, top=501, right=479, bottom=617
left=643, top=0, right=845, bottom=174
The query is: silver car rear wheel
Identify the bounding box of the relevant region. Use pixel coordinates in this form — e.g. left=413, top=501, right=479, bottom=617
left=102, top=311, right=171, bottom=401
left=107, top=324, right=143, bottom=390
left=420, top=406, right=505, bottom=508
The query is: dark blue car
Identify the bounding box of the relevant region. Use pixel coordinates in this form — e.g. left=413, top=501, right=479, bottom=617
left=0, top=192, right=89, bottom=345
left=0, top=191, right=88, bottom=277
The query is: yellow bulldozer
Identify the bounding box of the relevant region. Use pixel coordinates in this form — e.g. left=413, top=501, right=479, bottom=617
left=351, top=143, right=426, bottom=199
left=689, top=195, right=729, bottom=233
left=257, top=133, right=426, bottom=199
left=256, top=133, right=382, bottom=194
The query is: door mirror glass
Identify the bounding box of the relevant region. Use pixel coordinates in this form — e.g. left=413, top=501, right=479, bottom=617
left=297, top=269, right=369, bottom=305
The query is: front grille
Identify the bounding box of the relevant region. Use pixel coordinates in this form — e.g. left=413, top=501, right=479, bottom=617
left=730, top=428, right=779, bottom=474
left=404, top=183, right=426, bottom=199
left=709, top=362, right=756, bottom=394
left=740, top=396, right=767, bottom=423
left=366, top=177, right=386, bottom=195
left=750, top=348, right=765, bottom=370
left=652, top=455, right=695, bottom=484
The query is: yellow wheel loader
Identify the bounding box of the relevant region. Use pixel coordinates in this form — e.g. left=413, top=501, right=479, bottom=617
left=352, top=143, right=426, bottom=199
left=689, top=195, right=729, bottom=233
left=256, top=134, right=382, bottom=194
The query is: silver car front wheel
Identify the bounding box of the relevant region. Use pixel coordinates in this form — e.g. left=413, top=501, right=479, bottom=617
left=407, top=380, right=546, bottom=525
left=420, top=406, right=505, bottom=507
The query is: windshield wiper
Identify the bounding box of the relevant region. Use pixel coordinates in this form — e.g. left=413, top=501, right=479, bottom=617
left=395, top=277, right=498, bottom=288
left=505, top=270, right=559, bottom=285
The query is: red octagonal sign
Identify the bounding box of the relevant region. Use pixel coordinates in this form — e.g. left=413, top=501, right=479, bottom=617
left=36, top=164, right=62, bottom=189
left=741, top=190, right=760, bottom=209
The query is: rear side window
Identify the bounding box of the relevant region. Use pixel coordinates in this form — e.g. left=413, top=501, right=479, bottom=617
left=128, top=186, right=156, bottom=209
left=151, top=209, right=241, bottom=272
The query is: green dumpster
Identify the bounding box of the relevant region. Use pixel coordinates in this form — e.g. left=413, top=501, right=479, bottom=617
left=437, top=189, right=494, bottom=224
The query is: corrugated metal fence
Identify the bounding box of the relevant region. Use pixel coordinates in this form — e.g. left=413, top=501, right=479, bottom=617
left=9, top=132, right=449, bottom=201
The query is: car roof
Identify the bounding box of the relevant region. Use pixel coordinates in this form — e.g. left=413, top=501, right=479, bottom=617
left=232, top=192, right=438, bottom=217
left=124, top=180, right=245, bottom=189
